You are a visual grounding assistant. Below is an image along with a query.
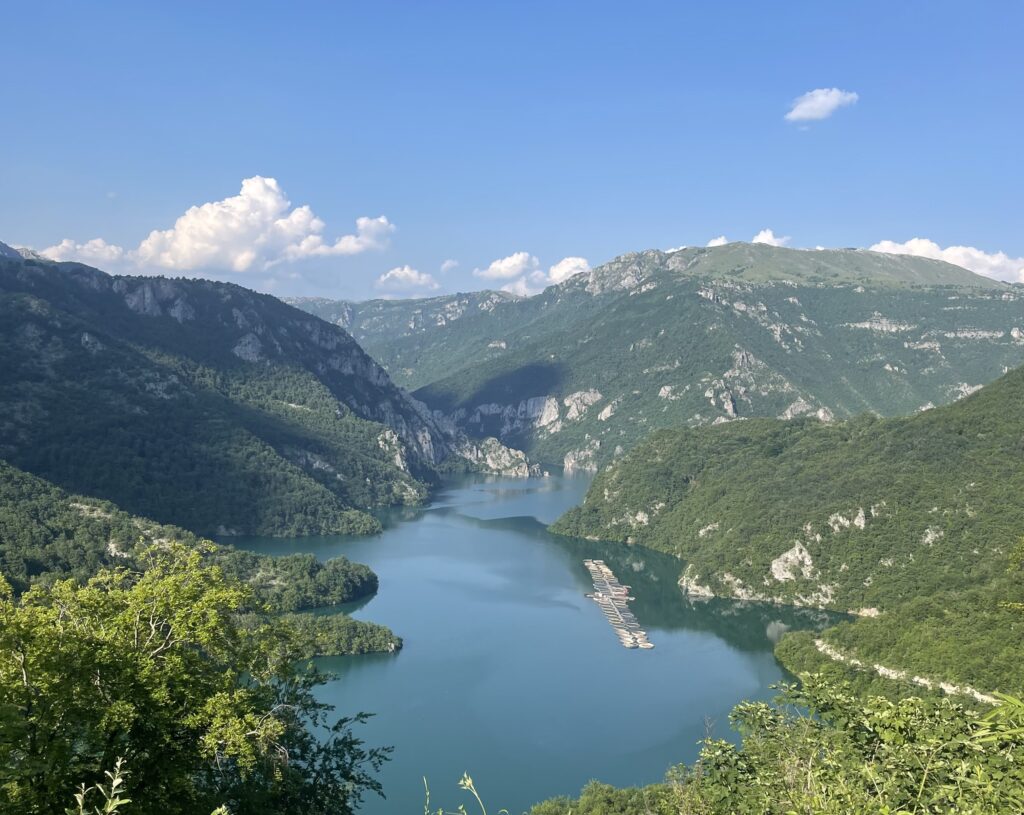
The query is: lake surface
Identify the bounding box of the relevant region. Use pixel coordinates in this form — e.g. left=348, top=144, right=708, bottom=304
left=238, top=474, right=835, bottom=814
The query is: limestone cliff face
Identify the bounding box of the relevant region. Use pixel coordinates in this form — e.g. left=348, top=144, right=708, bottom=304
left=563, top=439, right=602, bottom=473
left=452, top=437, right=540, bottom=477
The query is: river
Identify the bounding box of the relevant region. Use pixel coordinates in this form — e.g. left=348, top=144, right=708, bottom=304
left=238, top=473, right=834, bottom=813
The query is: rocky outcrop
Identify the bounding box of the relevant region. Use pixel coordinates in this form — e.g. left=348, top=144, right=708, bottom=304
left=232, top=333, right=263, bottom=362
left=678, top=565, right=715, bottom=598
left=780, top=398, right=833, bottom=421
left=532, top=396, right=561, bottom=427
left=813, top=639, right=997, bottom=704
left=564, top=438, right=601, bottom=472
left=770, top=542, right=816, bottom=581
left=454, top=436, right=540, bottom=477
left=842, top=313, right=918, bottom=333
left=950, top=382, right=983, bottom=400
left=377, top=429, right=409, bottom=472
left=448, top=395, right=564, bottom=440
left=563, top=389, right=602, bottom=420
left=80, top=332, right=104, bottom=354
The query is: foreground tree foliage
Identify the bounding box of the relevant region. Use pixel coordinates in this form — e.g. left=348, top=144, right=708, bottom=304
left=532, top=677, right=1024, bottom=815
left=0, top=545, right=388, bottom=815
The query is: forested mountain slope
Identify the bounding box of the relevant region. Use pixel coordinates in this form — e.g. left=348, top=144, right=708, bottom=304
left=285, top=290, right=520, bottom=387
left=0, top=456, right=361, bottom=606
left=552, top=365, right=1024, bottom=695
left=0, top=456, right=400, bottom=654
left=292, top=243, right=1024, bottom=470
left=0, top=253, right=529, bottom=537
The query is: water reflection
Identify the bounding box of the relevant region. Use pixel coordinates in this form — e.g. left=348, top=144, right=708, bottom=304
left=408, top=499, right=839, bottom=657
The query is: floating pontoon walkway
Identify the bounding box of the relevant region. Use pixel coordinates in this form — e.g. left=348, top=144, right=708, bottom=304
left=583, top=559, right=654, bottom=650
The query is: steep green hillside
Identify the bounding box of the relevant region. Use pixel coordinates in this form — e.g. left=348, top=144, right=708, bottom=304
left=0, top=457, right=369, bottom=608
left=285, top=290, right=521, bottom=387
left=552, top=366, right=1024, bottom=696
left=0, top=457, right=400, bottom=656
left=292, top=244, right=1024, bottom=471
left=0, top=255, right=529, bottom=537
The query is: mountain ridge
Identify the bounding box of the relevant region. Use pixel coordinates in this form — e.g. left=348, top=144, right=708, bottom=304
left=0, top=252, right=532, bottom=537
left=582, top=242, right=1007, bottom=291
left=289, top=243, right=1024, bottom=471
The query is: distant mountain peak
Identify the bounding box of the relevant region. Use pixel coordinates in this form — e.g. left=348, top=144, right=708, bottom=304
left=579, top=241, right=1003, bottom=294
left=0, top=240, right=49, bottom=262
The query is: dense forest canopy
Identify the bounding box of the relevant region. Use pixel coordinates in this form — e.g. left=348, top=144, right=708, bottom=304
left=0, top=458, right=400, bottom=655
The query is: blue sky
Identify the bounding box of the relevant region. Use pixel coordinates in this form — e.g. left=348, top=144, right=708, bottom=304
left=2, top=1, right=1022, bottom=298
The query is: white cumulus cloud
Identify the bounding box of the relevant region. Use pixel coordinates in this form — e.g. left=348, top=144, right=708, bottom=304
left=752, top=228, right=790, bottom=247
left=40, top=176, right=393, bottom=274
left=706, top=235, right=728, bottom=247
left=500, top=277, right=537, bottom=297
left=440, top=258, right=459, bottom=273
left=501, top=256, right=591, bottom=297
left=545, top=256, right=590, bottom=284
left=785, top=88, right=859, bottom=122
left=376, top=265, right=440, bottom=292
left=42, top=238, right=127, bottom=266
left=473, top=251, right=539, bottom=280
left=869, top=237, right=1024, bottom=282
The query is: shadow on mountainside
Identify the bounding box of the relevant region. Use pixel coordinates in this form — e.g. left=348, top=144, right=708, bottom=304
left=414, top=360, right=568, bottom=412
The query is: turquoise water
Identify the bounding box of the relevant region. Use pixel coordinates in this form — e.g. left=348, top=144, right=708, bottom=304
left=237, top=475, right=834, bottom=813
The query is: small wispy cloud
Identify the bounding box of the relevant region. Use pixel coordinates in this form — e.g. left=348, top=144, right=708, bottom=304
left=785, top=88, right=858, bottom=122
left=440, top=258, right=459, bottom=273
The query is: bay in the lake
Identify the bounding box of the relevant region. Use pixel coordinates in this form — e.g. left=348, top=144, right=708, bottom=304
left=237, top=474, right=835, bottom=813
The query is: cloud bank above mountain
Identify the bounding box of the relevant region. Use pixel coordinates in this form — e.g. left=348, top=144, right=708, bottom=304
left=481, top=254, right=591, bottom=296
left=40, top=176, right=393, bottom=275
left=23, top=178, right=1024, bottom=297
left=870, top=238, right=1024, bottom=282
